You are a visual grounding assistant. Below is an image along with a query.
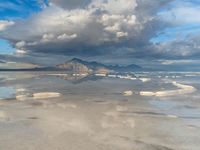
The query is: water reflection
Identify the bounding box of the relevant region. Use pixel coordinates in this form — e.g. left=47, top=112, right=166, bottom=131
left=0, top=71, right=200, bottom=150
left=0, top=87, right=15, bottom=100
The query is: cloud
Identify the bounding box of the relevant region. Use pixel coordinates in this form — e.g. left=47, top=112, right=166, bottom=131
left=3, top=0, right=196, bottom=61
left=0, top=20, right=14, bottom=31
left=158, top=59, right=200, bottom=65
left=149, top=0, right=200, bottom=60
left=159, top=1, right=200, bottom=25
left=0, top=61, right=40, bottom=69
left=1, top=0, right=168, bottom=54
left=49, top=0, right=91, bottom=9
left=3, top=0, right=200, bottom=64
left=152, top=33, right=200, bottom=59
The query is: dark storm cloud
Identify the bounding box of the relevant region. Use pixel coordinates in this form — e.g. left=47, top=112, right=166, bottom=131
left=49, top=0, right=92, bottom=9
left=153, top=34, right=200, bottom=59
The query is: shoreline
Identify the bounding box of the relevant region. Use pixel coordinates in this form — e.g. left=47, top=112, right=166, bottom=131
left=140, top=81, right=196, bottom=97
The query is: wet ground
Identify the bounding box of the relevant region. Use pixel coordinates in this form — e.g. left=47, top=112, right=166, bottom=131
left=0, top=71, right=200, bottom=150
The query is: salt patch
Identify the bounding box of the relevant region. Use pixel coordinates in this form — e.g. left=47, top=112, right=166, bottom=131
left=140, top=82, right=196, bottom=97
left=123, top=91, right=133, bottom=96
left=33, top=92, right=61, bottom=99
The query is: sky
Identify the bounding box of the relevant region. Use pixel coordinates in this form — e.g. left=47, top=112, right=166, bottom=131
left=0, top=0, right=200, bottom=70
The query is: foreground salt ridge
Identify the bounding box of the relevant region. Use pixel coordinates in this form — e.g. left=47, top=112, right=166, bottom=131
left=139, top=78, right=151, bottom=82
left=16, top=92, right=61, bottom=100
left=140, top=81, right=196, bottom=97
left=12, top=73, right=196, bottom=100
left=2, top=72, right=200, bottom=150
left=33, top=92, right=61, bottom=99
left=123, top=91, right=133, bottom=96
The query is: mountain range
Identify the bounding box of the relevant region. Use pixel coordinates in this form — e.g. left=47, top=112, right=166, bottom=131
left=0, top=58, right=142, bottom=73
left=56, top=58, right=142, bottom=74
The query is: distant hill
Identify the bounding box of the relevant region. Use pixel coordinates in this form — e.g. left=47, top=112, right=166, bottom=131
left=56, top=58, right=110, bottom=74
left=0, top=58, right=142, bottom=73
left=107, top=64, right=142, bottom=72
left=0, top=67, right=54, bottom=71
left=56, top=58, right=142, bottom=74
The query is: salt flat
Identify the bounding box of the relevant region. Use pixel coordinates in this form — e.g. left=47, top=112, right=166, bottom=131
left=0, top=72, right=200, bottom=150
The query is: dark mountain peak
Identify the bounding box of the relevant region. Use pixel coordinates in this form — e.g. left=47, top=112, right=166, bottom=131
left=126, top=64, right=141, bottom=69
left=70, top=58, right=84, bottom=63
left=65, top=58, right=106, bottom=69
left=56, top=58, right=92, bottom=74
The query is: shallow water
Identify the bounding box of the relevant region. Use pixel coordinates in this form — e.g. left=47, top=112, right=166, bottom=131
left=0, top=71, right=200, bottom=150
left=0, top=87, right=15, bottom=100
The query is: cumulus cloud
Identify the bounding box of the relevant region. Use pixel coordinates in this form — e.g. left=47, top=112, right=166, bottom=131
left=154, top=33, right=200, bottom=59
left=148, top=0, right=200, bottom=60
left=0, top=0, right=187, bottom=59
left=0, top=20, right=14, bottom=31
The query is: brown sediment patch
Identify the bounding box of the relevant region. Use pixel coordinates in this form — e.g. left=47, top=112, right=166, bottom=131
left=27, top=117, right=39, bottom=120
left=30, top=101, right=44, bottom=106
